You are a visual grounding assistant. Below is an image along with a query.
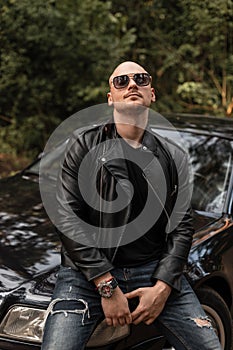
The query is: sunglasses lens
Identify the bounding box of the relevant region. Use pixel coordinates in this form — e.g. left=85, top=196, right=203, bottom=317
left=134, top=73, right=150, bottom=86
left=112, top=73, right=151, bottom=89
left=113, top=75, right=129, bottom=89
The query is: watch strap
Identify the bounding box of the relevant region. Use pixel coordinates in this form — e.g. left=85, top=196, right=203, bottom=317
left=107, top=277, right=118, bottom=289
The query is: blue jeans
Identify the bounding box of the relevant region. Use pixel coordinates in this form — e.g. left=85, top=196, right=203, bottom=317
left=41, top=261, right=222, bottom=350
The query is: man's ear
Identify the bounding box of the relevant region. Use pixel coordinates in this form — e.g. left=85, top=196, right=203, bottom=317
left=107, top=92, right=113, bottom=106
left=151, top=88, right=156, bottom=103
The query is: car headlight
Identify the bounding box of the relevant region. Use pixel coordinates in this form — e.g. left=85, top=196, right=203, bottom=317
left=0, top=305, right=46, bottom=343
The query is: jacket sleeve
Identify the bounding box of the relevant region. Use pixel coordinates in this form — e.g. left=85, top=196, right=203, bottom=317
left=55, top=131, right=114, bottom=281
left=152, top=151, right=194, bottom=291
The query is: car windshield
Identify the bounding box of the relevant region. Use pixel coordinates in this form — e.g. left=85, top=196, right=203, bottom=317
left=27, top=129, right=233, bottom=215
left=154, top=128, right=232, bottom=215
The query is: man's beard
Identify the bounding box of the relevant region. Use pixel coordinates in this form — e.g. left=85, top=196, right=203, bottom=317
left=113, top=101, right=149, bottom=118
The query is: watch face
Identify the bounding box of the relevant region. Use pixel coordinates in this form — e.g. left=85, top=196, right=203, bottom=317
left=97, top=278, right=118, bottom=298
left=101, top=284, right=113, bottom=298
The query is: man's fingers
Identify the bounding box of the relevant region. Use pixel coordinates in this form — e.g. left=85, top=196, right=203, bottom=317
left=132, top=313, right=145, bottom=325
left=105, top=317, right=113, bottom=326
left=126, top=314, right=133, bottom=324
left=112, top=318, right=119, bottom=327
left=106, top=313, right=133, bottom=327
left=131, top=307, right=141, bottom=321
left=125, top=289, right=140, bottom=299
left=118, top=317, right=126, bottom=326
left=144, top=318, right=154, bottom=325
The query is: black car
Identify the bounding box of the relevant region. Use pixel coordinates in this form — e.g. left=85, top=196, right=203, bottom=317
left=0, top=114, right=232, bottom=350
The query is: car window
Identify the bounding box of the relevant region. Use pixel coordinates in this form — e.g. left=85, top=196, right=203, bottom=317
left=188, top=135, right=232, bottom=214
left=153, top=128, right=233, bottom=215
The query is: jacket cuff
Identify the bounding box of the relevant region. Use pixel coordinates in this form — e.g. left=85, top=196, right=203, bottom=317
left=152, top=257, right=185, bottom=292
left=78, top=262, right=114, bottom=282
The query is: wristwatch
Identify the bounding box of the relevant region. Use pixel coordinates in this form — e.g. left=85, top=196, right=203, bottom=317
left=97, top=277, right=118, bottom=298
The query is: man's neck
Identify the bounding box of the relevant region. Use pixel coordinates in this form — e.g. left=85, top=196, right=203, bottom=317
left=114, top=110, right=148, bottom=146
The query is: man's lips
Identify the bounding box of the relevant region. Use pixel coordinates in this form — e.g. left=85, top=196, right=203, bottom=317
left=124, top=92, right=142, bottom=99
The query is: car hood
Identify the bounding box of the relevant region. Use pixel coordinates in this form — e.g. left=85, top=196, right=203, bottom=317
left=192, top=210, right=220, bottom=232
left=0, top=174, right=218, bottom=293
left=0, top=174, right=61, bottom=293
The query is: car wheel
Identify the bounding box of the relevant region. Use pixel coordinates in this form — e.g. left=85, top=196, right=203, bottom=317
left=196, top=286, right=232, bottom=350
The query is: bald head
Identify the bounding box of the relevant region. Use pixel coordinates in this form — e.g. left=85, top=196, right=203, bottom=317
left=107, top=60, right=155, bottom=110
left=109, top=61, right=149, bottom=87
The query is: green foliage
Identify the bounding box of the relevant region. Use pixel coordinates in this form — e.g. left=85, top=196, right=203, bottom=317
left=177, top=82, right=219, bottom=111
left=0, top=0, right=135, bottom=157
left=109, top=0, right=232, bottom=114
left=0, top=0, right=232, bottom=163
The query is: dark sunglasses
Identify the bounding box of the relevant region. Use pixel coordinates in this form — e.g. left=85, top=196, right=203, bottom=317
left=112, top=73, right=151, bottom=89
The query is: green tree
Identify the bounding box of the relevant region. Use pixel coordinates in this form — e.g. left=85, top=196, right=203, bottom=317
left=174, top=0, right=233, bottom=115
left=1, top=0, right=232, bottom=166
left=111, top=0, right=233, bottom=115
left=0, top=0, right=135, bottom=156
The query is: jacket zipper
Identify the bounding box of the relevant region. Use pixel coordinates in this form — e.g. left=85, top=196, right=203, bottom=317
left=99, top=141, right=130, bottom=263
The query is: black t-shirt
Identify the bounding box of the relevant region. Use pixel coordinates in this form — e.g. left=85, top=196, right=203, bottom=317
left=113, top=136, right=170, bottom=267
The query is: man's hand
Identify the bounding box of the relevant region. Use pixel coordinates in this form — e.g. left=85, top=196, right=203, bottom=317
left=101, top=287, right=132, bottom=327
left=125, top=280, right=172, bottom=325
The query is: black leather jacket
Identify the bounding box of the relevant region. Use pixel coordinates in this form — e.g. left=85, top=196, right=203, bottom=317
left=56, top=119, right=194, bottom=291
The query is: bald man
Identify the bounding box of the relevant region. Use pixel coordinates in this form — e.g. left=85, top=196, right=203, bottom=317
left=42, top=62, right=221, bottom=350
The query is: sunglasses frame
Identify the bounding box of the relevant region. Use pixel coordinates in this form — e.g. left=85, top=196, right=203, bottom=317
left=112, top=73, right=152, bottom=89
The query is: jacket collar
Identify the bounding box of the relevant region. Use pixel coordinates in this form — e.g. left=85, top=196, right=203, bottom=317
left=103, top=118, right=159, bottom=157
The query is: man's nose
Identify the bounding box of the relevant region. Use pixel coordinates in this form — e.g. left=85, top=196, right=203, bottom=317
left=128, top=77, right=137, bottom=88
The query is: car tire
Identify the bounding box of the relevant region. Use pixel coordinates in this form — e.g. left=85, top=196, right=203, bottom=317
left=196, top=286, right=232, bottom=350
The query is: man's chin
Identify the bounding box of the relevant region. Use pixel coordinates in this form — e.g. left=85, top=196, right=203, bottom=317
left=114, top=101, right=148, bottom=114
